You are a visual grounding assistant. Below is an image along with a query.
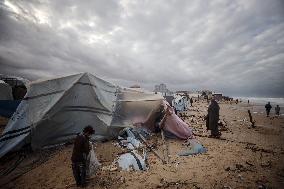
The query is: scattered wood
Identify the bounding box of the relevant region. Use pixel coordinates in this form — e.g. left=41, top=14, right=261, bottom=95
left=161, top=130, right=169, bottom=164
left=245, top=144, right=274, bottom=154
left=248, top=110, right=256, bottom=128
left=245, top=161, right=254, bottom=166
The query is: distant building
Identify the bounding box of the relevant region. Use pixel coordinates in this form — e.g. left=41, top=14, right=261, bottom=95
left=201, top=90, right=212, bottom=96
left=129, top=84, right=141, bottom=88
left=154, top=83, right=173, bottom=96
left=176, top=90, right=191, bottom=94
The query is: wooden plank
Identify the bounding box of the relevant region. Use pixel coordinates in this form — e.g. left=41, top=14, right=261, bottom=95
left=161, top=130, right=169, bottom=164
left=248, top=110, right=255, bottom=128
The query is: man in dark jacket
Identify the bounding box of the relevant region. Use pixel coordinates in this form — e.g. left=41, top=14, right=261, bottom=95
left=265, top=102, right=272, bottom=117
left=190, top=98, right=193, bottom=107
left=275, top=105, right=280, bottom=116
left=206, top=99, right=220, bottom=138
left=71, top=126, right=95, bottom=187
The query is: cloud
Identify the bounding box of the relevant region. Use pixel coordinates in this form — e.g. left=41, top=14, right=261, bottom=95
left=0, top=0, right=284, bottom=97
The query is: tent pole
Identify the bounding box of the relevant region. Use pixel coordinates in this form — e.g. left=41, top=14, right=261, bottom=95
left=161, top=130, right=169, bottom=164
left=138, top=133, right=166, bottom=164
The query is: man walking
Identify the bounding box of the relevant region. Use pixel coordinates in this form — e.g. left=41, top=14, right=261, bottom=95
left=71, top=126, right=95, bottom=187
left=265, top=102, right=272, bottom=117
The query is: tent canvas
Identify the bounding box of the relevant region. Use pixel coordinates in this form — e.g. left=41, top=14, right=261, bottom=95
left=162, top=101, right=193, bottom=139
left=0, top=80, right=13, bottom=100
left=0, top=80, right=20, bottom=118
left=172, top=95, right=188, bottom=112
left=0, top=73, right=163, bottom=158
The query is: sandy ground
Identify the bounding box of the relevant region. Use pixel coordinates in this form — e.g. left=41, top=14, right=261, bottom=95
left=1, top=100, right=284, bottom=189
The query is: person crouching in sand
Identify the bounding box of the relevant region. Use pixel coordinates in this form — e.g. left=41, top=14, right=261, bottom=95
left=71, top=126, right=95, bottom=187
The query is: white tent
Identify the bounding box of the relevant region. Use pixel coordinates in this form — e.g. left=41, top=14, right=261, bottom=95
left=0, top=73, right=163, bottom=158
left=0, top=80, right=13, bottom=100
left=172, top=95, right=188, bottom=112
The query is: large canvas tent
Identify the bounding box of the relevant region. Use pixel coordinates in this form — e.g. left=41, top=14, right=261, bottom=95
left=0, top=73, right=163, bottom=158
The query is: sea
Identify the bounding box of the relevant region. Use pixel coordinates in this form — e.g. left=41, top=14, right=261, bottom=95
left=233, top=97, right=284, bottom=116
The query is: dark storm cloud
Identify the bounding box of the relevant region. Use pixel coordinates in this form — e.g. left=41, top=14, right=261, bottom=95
left=0, top=0, right=284, bottom=97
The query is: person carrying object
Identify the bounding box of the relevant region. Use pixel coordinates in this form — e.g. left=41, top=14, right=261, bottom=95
left=71, top=126, right=95, bottom=187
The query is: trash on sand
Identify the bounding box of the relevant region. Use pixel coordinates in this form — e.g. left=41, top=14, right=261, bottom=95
left=178, top=139, right=207, bottom=156
left=118, top=129, right=141, bottom=150
left=117, top=150, right=147, bottom=171
left=238, top=174, right=244, bottom=181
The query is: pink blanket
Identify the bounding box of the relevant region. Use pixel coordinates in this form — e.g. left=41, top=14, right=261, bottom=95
left=163, top=101, right=193, bottom=139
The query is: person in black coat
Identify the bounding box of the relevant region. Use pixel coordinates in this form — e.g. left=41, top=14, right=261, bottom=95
left=275, top=105, right=280, bottom=116
left=265, top=102, right=272, bottom=117
left=190, top=98, right=193, bottom=107
left=206, top=99, right=220, bottom=137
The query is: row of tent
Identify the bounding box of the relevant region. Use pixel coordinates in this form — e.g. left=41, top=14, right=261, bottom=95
left=0, top=73, right=192, bottom=158
left=172, top=95, right=189, bottom=111
left=0, top=78, right=27, bottom=118
left=0, top=80, right=13, bottom=101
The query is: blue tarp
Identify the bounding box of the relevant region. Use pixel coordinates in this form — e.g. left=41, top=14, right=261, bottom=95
left=0, top=100, right=21, bottom=118
left=178, top=139, right=207, bottom=156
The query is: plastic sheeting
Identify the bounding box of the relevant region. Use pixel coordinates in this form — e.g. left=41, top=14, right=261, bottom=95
left=0, top=73, right=163, bottom=158
left=87, top=145, right=101, bottom=176
left=172, top=95, right=188, bottom=112
left=118, top=128, right=149, bottom=150
left=178, top=139, right=207, bottom=156
left=162, top=101, right=193, bottom=139
left=117, top=150, right=147, bottom=171
left=119, top=137, right=141, bottom=150
left=113, top=88, right=163, bottom=127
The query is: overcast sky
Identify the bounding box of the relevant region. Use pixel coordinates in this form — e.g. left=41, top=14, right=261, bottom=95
left=0, top=0, right=284, bottom=97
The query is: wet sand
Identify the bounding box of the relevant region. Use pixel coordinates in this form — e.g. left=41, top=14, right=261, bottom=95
left=1, top=100, right=284, bottom=189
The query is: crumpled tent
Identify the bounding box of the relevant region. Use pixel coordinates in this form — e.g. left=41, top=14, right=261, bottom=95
left=138, top=100, right=194, bottom=139
left=0, top=80, right=13, bottom=100
left=0, top=73, right=163, bottom=158
left=162, top=101, right=193, bottom=139
left=0, top=80, right=20, bottom=118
